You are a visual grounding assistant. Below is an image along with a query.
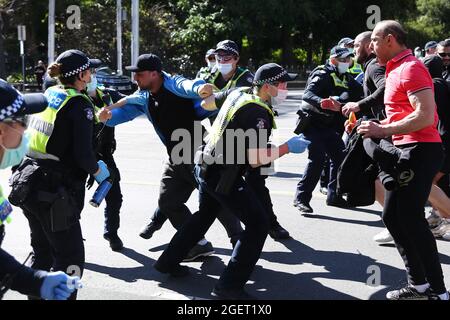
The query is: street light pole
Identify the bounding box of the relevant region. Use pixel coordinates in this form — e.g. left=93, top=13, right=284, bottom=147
left=131, top=0, right=139, bottom=75
left=48, top=0, right=55, bottom=64
left=116, top=0, right=122, bottom=75
left=18, top=25, right=26, bottom=90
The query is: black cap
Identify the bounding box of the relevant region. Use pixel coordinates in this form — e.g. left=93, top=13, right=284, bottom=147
left=214, top=40, right=240, bottom=56
left=205, top=49, right=216, bottom=57
left=330, top=46, right=354, bottom=58
left=425, top=41, right=438, bottom=51
left=253, top=63, right=297, bottom=86
left=337, top=37, right=354, bottom=47
left=89, top=59, right=103, bottom=68
left=0, top=79, right=47, bottom=121
left=55, top=49, right=96, bottom=78
left=125, top=54, right=162, bottom=72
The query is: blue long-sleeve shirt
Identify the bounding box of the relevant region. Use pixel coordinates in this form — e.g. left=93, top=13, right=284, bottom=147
left=107, top=72, right=217, bottom=159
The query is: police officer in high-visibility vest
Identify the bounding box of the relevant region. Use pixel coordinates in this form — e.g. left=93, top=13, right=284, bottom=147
left=294, top=46, right=363, bottom=214
left=196, top=49, right=217, bottom=80
left=0, top=79, right=79, bottom=300
left=338, top=37, right=364, bottom=83
left=154, top=63, right=310, bottom=299
left=86, top=61, right=125, bottom=252
left=199, top=40, right=254, bottom=91
left=11, top=50, right=110, bottom=299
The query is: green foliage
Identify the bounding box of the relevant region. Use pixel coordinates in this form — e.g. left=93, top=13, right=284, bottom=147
left=0, top=0, right=448, bottom=79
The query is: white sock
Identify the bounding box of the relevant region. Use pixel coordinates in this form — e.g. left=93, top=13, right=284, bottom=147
left=413, top=283, right=430, bottom=293
left=438, top=292, right=449, bottom=300
left=197, top=239, right=208, bottom=246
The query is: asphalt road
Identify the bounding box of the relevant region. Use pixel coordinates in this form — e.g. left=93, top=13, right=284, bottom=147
left=3, top=90, right=450, bottom=300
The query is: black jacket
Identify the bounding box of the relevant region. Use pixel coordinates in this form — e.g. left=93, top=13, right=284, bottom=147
left=358, top=54, right=386, bottom=120
left=301, top=63, right=363, bottom=130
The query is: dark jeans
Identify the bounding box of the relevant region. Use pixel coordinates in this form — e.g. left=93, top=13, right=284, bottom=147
left=101, top=155, right=123, bottom=236
left=295, top=126, right=345, bottom=204
left=151, top=161, right=242, bottom=242
left=382, top=143, right=446, bottom=294
left=156, top=164, right=270, bottom=291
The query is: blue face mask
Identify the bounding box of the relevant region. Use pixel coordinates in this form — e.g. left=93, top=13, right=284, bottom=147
left=87, top=74, right=98, bottom=93
left=0, top=132, right=30, bottom=169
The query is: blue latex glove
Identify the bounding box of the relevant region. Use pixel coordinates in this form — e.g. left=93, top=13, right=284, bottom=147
left=40, top=271, right=80, bottom=300
left=286, top=134, right=311, bottom=153
left=125, top=91, right=148, bottom=106
left=94, top=160, right=110, bottom=184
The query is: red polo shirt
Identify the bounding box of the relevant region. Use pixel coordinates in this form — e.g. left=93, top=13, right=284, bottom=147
left=384, top=49, right=441, bottom=145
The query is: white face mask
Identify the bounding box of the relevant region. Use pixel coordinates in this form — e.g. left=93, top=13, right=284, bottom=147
left=337, top=62, right=350, bottom=74
left=217, top=63, right=233, bottom=76
left=87, top=74, right=98, bottom=93
left=207, top=61, right=216, bottom=69
left=271, top=89, right=289, bottom=106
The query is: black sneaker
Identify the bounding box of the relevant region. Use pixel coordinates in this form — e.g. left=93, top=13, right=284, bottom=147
left=103, top=233, right=124, bottom=252
left=319, top=187, right=328, bottom=195
left=139, top=221, right=163, bottom=239
left=269, top=222, right=290, bottom=240
left=153, top=261, right=190, bottom=277
left=294, top=201, right=313, bottom=213
left=183, top=241, right=215, bottom=262
left=386, top=286, right=430, bottom=300
left=326, top=196, right=349, bottom=208
left=211, top=286, right=257, bottom=300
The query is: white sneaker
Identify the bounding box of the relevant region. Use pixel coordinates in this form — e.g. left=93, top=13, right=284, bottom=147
left=373, top=228, right=394, bottom=243
left=427, top=209, right=442, bottom=228
left=432, top=220, right=450, bottom=238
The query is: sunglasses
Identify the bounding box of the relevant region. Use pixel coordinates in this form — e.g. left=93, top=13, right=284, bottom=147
left=216, top=55, right=235, bottom=63
left=438, top=52, right=450, bottom=58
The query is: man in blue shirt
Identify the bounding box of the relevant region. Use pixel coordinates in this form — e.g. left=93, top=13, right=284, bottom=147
left=99, top=54, right=242, bottom=261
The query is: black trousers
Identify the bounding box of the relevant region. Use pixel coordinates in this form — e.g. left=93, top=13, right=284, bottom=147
left=151, top=161, right=242, bottom=242
left=382, top=143, right=446, bottom=294
left=21, top=170, right=86, bottom=300
left=101, top=155, right=123, bottom=236
left=156, top=164, right=270, bottom=291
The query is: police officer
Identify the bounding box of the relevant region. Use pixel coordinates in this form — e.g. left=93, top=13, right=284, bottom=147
left=294, top=46, right=363, bottom=213
left=211, top=40, right=291, bottom=239
left=11, top=49, right=110, bottom=300
left=199, top=40, right=254, bottom=91
left=154, top=63, right=310, bottom=299
left=196, top=49, right=216, bottom=79
left=338, top=37, right=364, bottom=83
left=99, top=53, right=242, bottom=261
left=0, top=79, right=79, bottom=300
left=86, top=60, right=125, bottom=251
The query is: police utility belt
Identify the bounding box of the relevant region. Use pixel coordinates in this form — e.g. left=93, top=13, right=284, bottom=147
left=196, top=147, right=241, bottom=196
left=294, top=101, right=335, bottom=134
left=9, top=156, right=80, bottom=232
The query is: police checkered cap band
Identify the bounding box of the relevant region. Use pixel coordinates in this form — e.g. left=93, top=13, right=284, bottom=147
left=253, top=69, right=288, bottom=86
left=62, top=61, right=90, bottom=78
left=0, top=94, right=24, bottom=121
left=218, top=46, right=239, bottom=56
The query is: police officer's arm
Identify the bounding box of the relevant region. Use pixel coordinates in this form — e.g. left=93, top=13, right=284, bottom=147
left=67, top=98, right=99, bottom=175
left=302, top=73, right=331, bottom=109
left=0, top=248, right=46, bottom=297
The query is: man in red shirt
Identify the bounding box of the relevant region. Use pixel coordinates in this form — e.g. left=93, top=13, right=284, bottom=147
left=358, top=20, right=448, bottom=300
